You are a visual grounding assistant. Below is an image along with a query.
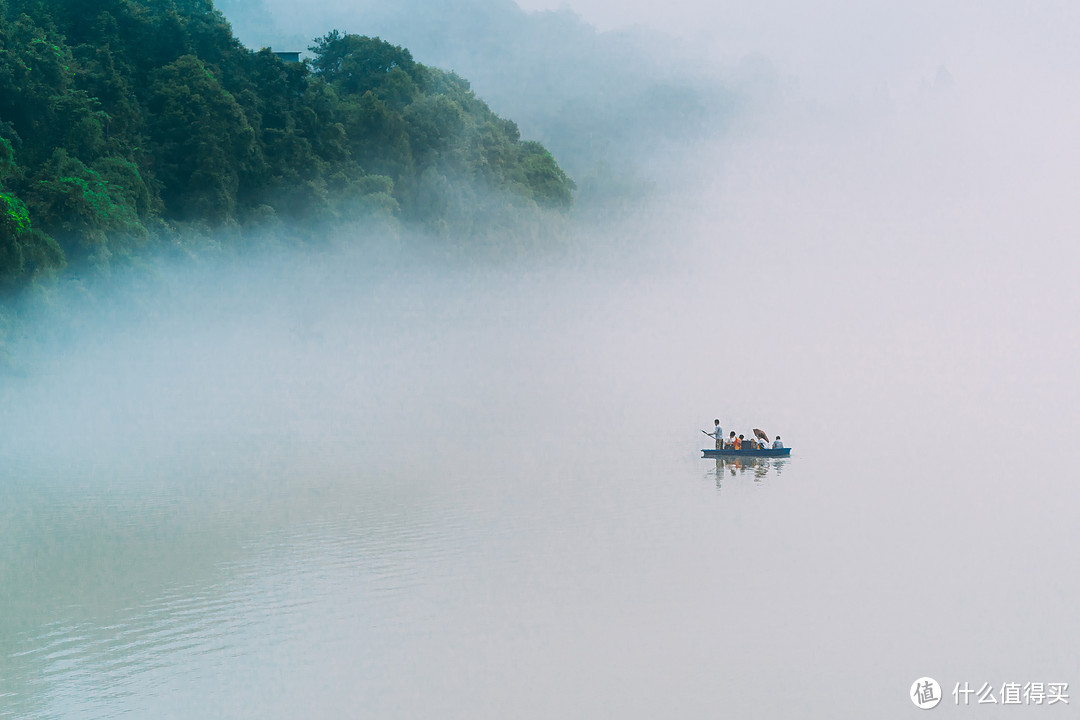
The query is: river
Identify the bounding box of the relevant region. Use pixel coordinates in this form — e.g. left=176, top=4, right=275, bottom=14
left=2, top=99, right=1078, bottom=718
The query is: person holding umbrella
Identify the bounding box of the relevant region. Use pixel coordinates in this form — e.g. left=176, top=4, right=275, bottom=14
left=753, top=428, right=770, bottom=450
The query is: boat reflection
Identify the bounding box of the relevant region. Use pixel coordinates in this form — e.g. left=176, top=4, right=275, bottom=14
left=711, top=456, right=789, bottom=487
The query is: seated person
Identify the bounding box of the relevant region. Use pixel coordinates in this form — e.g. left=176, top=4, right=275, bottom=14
left=735, top=434, right=744, bottom=450
left=727, top=431, right=736, bottom=449
left=772, top=436, right=784, bottom=449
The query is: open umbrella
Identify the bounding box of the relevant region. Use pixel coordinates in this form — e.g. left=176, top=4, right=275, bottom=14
left=753, top=428, right=769, bottom=444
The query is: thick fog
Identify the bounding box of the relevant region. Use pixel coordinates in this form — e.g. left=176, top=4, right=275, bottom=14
left=3, top=1, right=1080, bottom=718
left=189, top=0, right=1080, bottom=442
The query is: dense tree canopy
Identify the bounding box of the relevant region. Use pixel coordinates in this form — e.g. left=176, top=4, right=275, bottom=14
left=0, top=0, right=575, bottom=297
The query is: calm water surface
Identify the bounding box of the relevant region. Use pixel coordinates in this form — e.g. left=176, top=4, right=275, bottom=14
left=3, top=402, right=1076, bottom=718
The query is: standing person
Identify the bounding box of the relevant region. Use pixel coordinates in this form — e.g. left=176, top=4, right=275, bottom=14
left=712, top=419, right=723, bottom=450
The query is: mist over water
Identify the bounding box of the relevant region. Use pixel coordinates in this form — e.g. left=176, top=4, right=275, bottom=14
left=4, top=1, right=1080, bottom=718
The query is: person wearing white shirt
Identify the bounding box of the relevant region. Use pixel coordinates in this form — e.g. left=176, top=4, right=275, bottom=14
left=711, top=419, right=722, bottom=450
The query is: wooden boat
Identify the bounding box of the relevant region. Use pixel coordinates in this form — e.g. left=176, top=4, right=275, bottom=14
left=702, top=447, right=791, bottom=458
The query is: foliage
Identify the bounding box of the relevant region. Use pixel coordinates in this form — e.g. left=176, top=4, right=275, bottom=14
left=146, top=54, right=258, bottom=223
left=0, top=0, right=574, bottom=296
left=27, top=149, right=147, bottom=265
left=0, top=188, right=64, bottom=294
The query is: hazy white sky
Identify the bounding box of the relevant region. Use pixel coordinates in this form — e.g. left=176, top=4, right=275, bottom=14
left=513, top=0, right=1080, bottom=105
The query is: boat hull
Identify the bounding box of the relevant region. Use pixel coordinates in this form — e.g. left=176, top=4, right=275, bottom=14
left=702, top=448, right=791, bottom=458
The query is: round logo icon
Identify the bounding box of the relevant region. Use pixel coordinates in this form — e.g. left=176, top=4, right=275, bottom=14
left=911, top=677, right=942, bottom=709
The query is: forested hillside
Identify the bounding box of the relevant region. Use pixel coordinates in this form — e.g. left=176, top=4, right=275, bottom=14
left=219, top=0, right=736, bottom=211
left=0, top=0, right=575, bottom=296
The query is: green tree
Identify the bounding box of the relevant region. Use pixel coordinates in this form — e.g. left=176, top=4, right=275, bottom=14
left=310, top=31, right=421, bottom=97
left=146, top=54, right=259, bottom=223
left=404, top=94, right=465, bottom=163
left=0, top=189, right=64, bottom=293
left=0, top=139, right=64, bottom=292
left=517, top=141, right=574, bottom=209
left=341, top=91, right=414, bottom=185
left=27, top=149, right=146, bottom=265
